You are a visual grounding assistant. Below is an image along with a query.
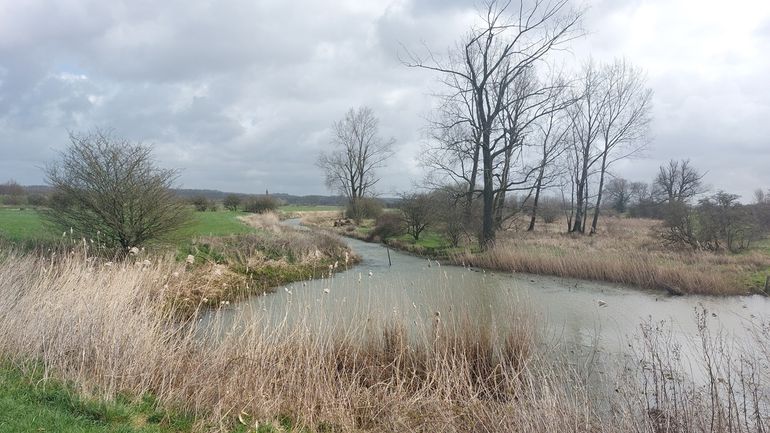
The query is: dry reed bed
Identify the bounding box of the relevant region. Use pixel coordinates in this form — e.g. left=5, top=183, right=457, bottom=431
left=456, top=218, right=768, bottom=295
left=0, top=251, right=767, bottom=432
left=175, top=213, right=357, bottom=309
left=0, top=253, right=601, bottom=432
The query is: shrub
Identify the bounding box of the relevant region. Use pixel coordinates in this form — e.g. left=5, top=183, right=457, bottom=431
left=27, top=194, right=48, bottom=207
left=345, top=197, right=383, bottom=221
left=44, top=129, right=190, bottom=249
left=370, top=212, right=404, bottom=240
left=223, top=194, right=241, bottom=211
left=244, top=196, right=279, bottom=214
left=399, top=193, right=433, bottom=241
left=190, top=195, right=212, bottom=212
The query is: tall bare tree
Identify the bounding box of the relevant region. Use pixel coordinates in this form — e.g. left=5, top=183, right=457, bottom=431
left=588, top=59, right=652, bottom=234
left=317, top=107, right=394, bottom=204
left=567, top=60, right=605, bottom=233
left=44, top=129, right=190, bottom=250
left=567, top=59, right=652, bottom=233
left=653, top=159, right=707, bottom=204
left=407, top=0, right=581, bottom=248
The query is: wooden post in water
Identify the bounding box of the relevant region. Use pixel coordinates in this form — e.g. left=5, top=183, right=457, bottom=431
left=387, top=247, right=392, bottom=267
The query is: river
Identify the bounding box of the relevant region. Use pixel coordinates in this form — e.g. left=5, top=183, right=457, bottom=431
left=203, top=219, right=769, bottom=375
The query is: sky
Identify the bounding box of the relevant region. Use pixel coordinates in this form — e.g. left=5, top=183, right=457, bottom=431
left=0, top=0, right=768, bottom=199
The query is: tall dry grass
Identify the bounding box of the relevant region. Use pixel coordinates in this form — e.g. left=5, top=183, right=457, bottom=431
left=0, top=250, right=767, bottom=432
left=456, top=218, right=769, bottom=295
left=0, top=252, right=598, bottom=432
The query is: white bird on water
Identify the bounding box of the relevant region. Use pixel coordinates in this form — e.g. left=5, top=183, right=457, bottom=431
left=368, top=270, right=373, bottom=277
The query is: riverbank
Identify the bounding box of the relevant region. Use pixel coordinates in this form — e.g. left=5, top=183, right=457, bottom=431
left=172, top=212, right=357, bottom=312
left=299, top=212, right=770, bottom=296
left=0, top=249, right=767, bottom=432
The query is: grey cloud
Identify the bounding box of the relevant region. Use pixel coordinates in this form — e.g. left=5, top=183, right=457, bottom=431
left=0, top=0, right=768, bottom=199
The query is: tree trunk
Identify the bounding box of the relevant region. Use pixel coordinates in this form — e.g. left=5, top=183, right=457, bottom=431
left=481, top=142, right=495, bottom=249
left=581, top=185, right=589, bottom=233
left=590, top=150, right=609, bottom=235
left=464, top=142, right=481, bottom=220
left=571, top=166, right=587, bottom=233
left=528, top=167, right=544, bottom=231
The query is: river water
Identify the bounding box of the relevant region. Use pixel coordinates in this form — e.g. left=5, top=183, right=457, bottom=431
left=205, top=220, right=770, bottom=374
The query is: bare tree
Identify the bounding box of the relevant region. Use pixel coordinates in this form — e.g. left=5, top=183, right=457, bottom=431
left=526, top=77, right=572, bottom=231
left=399, top=192, right=433, bottom=241
left=588, top=59, right=652, bottom=233
left=317, top=107, right=394, bottom=205
left=567, top=59, right=652, bottom=234
left=653, top=159, right=706, bottom=204
left=604, top=177, right=632, bottom=213
left=567, top=60, right=605, bottom=233
left=0, top=180, right=25, bottom=205
left=44, top=129, right=190, bottom=250
left=407, top=0, right=581, bottom=248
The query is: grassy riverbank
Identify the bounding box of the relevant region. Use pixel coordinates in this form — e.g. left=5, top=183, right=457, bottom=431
left=0, top=208, right=356, bottom=311
left=175, top=213, right=356, bottom=310
left=0, top=250, right=767, bottom=432
left=300, top=212, right=770, bottom=295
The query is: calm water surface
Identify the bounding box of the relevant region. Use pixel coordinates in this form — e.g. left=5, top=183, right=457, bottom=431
left=204, top=219, right=770, bottom=368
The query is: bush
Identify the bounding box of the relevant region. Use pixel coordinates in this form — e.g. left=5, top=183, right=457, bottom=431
left=244, top=196, right=279, bottom=214
left=369, top=212, right=404, bottom=240
left=2, top=194, right=24, bottom=206
left=538, top=197, right=561, bottom=224
left=44, top=129, right=190, bottom=249
left=190, top=195, right=212, bottom=212
left=345, top=197, right=383, bottom=221
left=399, top=193, right=433, bottom=241
left=223, top=194, right=241, bottom=211
left=27, top=194, right=47, bottom=207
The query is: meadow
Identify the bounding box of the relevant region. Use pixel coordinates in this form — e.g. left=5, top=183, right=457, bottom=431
left=0, top=206, right=255, bottom=244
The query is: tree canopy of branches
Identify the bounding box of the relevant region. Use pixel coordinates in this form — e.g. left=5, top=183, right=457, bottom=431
left=604, top=177, right=632, bottom=213
left=44, top=130, right=190, bottom=250
left=408, top=0, right=582, bottom=248
left=654, top=159, right=707, bottom=204
left=317, top=106, right=394, bottom=204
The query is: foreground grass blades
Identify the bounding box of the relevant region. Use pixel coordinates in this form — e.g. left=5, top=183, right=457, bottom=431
left=0, top=363, right=198, bottom=433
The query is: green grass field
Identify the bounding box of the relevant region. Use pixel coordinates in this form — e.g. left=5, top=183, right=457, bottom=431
left=0, top=363, right=308, bottom=433
left=394, top=231, right=447, bottom=249
left=176, top=210, right=255, bottom=238
left=0, top=207, right=56, bottom=242
left=0, top=207, right=254, bottom=246
left=0, top=363, right=199, bottom=433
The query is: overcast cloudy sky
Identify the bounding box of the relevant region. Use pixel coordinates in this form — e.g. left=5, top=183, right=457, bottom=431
left=0, top=0, right=768, bottom=199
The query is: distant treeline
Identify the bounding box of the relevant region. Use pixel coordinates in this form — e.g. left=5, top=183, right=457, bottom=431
left=3, top=183, right=396, bottom=207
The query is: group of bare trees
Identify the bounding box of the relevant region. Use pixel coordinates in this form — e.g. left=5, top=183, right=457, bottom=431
left=406, top=0, right=652, bottom=248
